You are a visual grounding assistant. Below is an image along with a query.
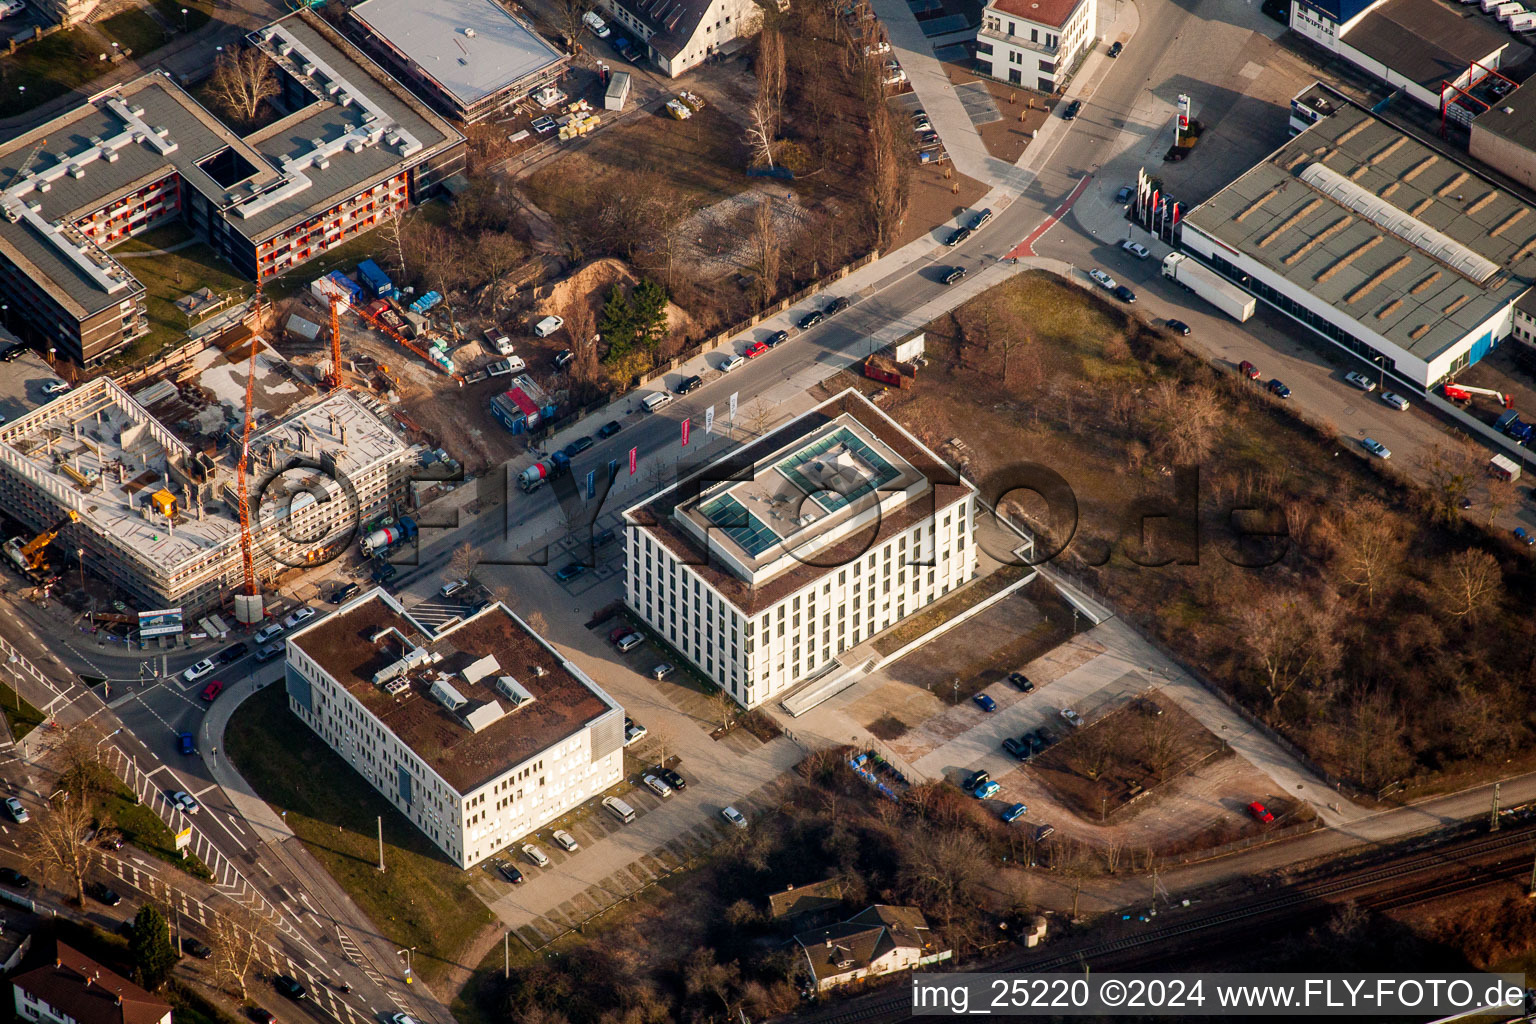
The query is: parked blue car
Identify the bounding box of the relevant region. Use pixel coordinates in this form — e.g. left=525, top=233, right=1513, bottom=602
left=973, top=693, right=997, bottom=712
left=972, top=780, right=1001, bottom=800
left=1001, top=802, right=1029, bottom=823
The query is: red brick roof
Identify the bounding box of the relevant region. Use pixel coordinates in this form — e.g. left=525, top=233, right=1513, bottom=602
left=991, top=0, right=1083, bottom=29
left=13, top=943, right=170, bottom=1024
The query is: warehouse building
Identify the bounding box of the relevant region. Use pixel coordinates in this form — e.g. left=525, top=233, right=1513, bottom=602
left=348, top=0, right=569, bottom=123
left=0, top=377, right=413, bottom=617
left=285, top=591, right=625, bottom=868
left=621, top=390, right=978, bottom=711
left=1471, top=78, right=1536, bottom=192
left=0, top=11, right=463, bottom=368
left=1289, top=0, right=1508, bottom=113
left=1179, top=93, right=1536, bottom=389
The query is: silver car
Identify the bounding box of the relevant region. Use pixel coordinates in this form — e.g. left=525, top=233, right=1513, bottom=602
left=642, top=774, right=673, bottom=798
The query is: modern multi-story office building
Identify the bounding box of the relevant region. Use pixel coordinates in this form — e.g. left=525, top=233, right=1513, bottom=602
left=974, top=0, right=1097, bottom=93
left=0, top=378, right=413, bottom=617
left=622, top=390, right=978, bottom=710
left=284, top=591, right=626, bottom=868
left=0, top=11, right=463, bottom=367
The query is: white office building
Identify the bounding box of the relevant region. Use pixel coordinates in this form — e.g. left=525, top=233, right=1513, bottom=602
left=974, top=0, right=1097, bottom=93
left=622, top=390, right=978, bottom=710
left=285, top=590, right=625, bottom=868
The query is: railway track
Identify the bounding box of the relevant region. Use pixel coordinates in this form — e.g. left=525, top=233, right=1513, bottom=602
left=794, top=825, right=1536, bottom=1024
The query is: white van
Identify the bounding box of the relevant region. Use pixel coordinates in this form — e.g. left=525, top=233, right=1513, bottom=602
left=603, top=796, right=636, bottom=823
left=533, top=315, right=565, bottom=338
left=641, top=392, right=672, bottom=413
left=582, top=9, right=611, bottom=36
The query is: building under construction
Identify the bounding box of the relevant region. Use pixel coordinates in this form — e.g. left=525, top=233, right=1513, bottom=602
left=0, top=375, right=413, bottom=618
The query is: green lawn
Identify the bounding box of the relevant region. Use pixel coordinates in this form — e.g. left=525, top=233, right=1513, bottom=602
left=225, top=684, right=495, bottom=986
left=99, top=9, right=169, bottom=56
left=97, top=778, right=214, bottom=880
left=0, top=0, right=213, bottom=118
left=0, top=681, right=45, bottom=741
left=108, top=225, right=250, bottom=365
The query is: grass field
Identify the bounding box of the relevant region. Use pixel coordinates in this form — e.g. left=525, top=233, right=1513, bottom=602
left=108, top=224, right=250, bottom=364
left=97, top=777, right=214, bottom=880
left=0, top=681, right=45, bottom=741
left=225, top=683, right=495, bottom=986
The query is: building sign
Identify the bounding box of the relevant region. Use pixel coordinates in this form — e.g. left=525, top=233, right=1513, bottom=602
left=138, top=608, right=184, bottom=639
left=174, top=826, right=192, bottom=851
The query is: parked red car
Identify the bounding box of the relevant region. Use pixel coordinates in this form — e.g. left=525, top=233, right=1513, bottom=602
left=1247, top=801, right=1274, bottom=824
left=1238, top=360, right=1260, bottom=380
left=744, top=341, right=768, bottom=359
left=200, top=680, right=224, bottom=702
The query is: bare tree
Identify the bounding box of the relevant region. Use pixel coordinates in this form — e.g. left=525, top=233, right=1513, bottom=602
left=1333, top=498, right=1403, bottom=608
left=448, top=542, right=479, bottom=584
left=26, top=795, right=96, bottom=905
left=1051, top=840, right=1094, bottom=921
left=745, top=94, right=778, bottom=170
left=525, top=610, right=549, bottom=635
left=1142, top=380, right=1222, bottom=464
left=900, top=826, right=989, bottom=927
left=758, top=28, right=786, bottom=136
left=205, top=47, right=279, bottom=126
left=209, top=905, right=267, bottom=1000
left=1432, top=548, right=1503, bottom=622
left=1238, top=593, right=1342, bottom=710
left=1487, top=474, right=1517, bottom=528
left=866, top=100, right=909, bottom=249
left=1342, top=690, right=1410, bottom=791
left=554, top=0, right=592, bottom=47
left=1418, top=441, right=1482, bottom=525
left=710, top=687, right=737, bottom=732
left=56, top=724, right=110, bottom=798
left=475, top=232, right=530, bottom=284
left=1140, top=713, right=1183, bottom=779
left=378, top=213, right=410, bottom=281
left=743, top=396, right=775, bottom=436
left=748, top=197, right=781, bottom=306
left=647, top=722, right=677, bottom=768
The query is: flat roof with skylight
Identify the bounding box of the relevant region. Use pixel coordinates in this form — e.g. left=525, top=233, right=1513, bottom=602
left=626, top=391, right=976, bottom=611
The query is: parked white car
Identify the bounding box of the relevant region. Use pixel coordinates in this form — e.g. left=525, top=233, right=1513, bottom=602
left=1121, top=240, right=1151, bottom=260
left=863, top=41, right=890, bottom=56
left=522, top=843, right=551, bottom=867
left=1381, top=391, right=1410, bottom=410
left=281, top=607, right=316, bottom=629
left=642, top=774, right=673, bottom=798
left=582, top=9, right=611, bottom=36
left=721, top=806, right=748, bottom=829
left=533, top=315, right=565, bottom=337
left=719, top=354, right=746, bottom=373
left=1088, top=268, right=1117, bottom=290
left=552, top=829, right=580, bottom=852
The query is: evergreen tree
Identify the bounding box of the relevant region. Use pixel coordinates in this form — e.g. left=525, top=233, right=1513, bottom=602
left=598, top=283, right=635, bottom=360
left=130, top=904, right=177, bottom=991
left=631, top=279, right=669, bottom=355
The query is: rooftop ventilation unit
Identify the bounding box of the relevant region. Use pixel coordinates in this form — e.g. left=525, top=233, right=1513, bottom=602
left=431, top=679, right=468, bottom=712
left=383, top=677, right=409, bottom=696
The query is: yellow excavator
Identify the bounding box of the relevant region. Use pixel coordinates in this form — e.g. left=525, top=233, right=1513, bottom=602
left=4, top=510, right=79, bottom=580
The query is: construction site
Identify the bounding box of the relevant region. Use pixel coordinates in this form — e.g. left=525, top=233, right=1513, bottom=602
left=0, top=335, right=416, bottom=622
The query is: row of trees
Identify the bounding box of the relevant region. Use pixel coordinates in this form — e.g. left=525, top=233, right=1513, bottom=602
left=28, top=730, right=273, bottom=998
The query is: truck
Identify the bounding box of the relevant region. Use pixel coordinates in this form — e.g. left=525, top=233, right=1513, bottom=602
left=359, top=516, right=417, bottom=558
left=1161, top=253, right=1257, bottom=322
left=1490, top=453, right=1522, bottom=482
left=356, top=259, right=395, bottom=300
left=1509, top=9, right=1536, bottom=27
left=1496, top=2, right=1525, bottom=20
left=517, top=460, right=557, bottom=493
left=1496, top=409, right=1534, bottom=444
left=862, top=353, right=917, bottom=388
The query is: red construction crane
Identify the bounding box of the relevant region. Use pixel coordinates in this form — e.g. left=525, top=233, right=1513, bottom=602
left=237, top=291, right=265, bottom=597
left=326, top=294, right=343, bottom=391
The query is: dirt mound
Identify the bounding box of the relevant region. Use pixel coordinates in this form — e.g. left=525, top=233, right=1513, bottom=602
left=536, top=258, right=693, bottom=338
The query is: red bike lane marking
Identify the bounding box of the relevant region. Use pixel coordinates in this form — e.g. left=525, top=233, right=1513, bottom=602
left=1009, top=173, right=1094, bottom=259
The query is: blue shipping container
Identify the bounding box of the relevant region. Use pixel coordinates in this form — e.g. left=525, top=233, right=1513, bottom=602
left=357, top=259, right=395, bottom=299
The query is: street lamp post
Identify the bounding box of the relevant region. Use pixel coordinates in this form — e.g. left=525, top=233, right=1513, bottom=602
left=76, top=548, right=88, bottom=624
left=397, top=947, right=416, bottom=983
left=181, top=7, right=188, bottom=30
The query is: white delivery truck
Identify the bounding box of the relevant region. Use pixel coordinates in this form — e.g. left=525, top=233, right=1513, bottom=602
left=1509, top=9, right=1536, bottom=26
left=1161, top=253, right=1257, bottom=322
